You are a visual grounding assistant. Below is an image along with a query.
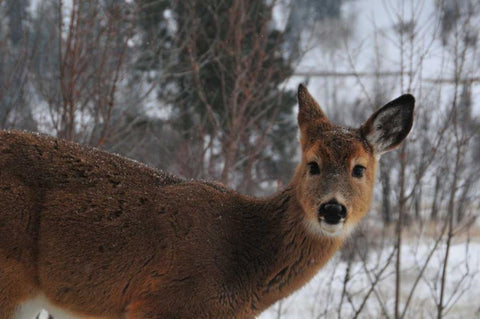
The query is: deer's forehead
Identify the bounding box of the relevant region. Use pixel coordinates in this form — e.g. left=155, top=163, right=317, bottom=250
left=307, top=129, right=372, bottom=164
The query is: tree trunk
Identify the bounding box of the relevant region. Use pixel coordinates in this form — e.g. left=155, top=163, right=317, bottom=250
left=414, top=183, right=422, bottom=220
left=430, top=175, right=441, bottom=220
left=379, top=159, right=392, bottom=224
left=221, top=138, right=235, bottom=185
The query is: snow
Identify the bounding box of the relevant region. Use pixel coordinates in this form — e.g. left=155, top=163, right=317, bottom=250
left=260, top=241, right=480, bottom=318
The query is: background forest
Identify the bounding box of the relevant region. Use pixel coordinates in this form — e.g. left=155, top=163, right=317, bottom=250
left=1, top=0, right=479, bottom=318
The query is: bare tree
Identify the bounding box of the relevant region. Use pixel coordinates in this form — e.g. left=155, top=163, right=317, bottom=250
left=0, top=0, right=36, bottom=130
left=31, top=0, right=135, bottom=145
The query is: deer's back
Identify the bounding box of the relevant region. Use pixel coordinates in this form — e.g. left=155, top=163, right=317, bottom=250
left=0, top=131, right=237, bottom=316
left=0, top=130, right=288, bottom=318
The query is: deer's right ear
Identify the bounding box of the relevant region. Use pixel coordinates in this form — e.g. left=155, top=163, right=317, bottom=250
left=360, top=94, right=415, bottom=156
left=297, top=84, right=329, bottom=148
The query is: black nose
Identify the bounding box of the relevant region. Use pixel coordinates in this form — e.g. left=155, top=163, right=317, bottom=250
left=318, top=200, right=347, bottom=224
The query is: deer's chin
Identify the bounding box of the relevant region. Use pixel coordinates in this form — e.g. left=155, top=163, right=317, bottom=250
left=319, top=221, right=345, bottom=237
left=304, top=219, right=352, bottom=238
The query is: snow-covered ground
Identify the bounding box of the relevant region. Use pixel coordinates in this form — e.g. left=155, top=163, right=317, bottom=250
left=260, top=240, right=480, bottom=318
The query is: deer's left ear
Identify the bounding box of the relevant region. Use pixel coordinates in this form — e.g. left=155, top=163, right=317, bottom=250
left=360, top=94, right=415, bottom=155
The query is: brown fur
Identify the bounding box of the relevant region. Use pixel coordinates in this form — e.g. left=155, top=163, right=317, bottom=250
left=0, top=85, right=414, bottom=318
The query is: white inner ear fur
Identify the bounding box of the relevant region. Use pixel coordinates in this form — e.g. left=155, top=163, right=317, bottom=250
left=366, top=107, right=402, bottom=155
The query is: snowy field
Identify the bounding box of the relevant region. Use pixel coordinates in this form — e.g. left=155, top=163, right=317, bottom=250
left=260, top=240, right=480, bottom=319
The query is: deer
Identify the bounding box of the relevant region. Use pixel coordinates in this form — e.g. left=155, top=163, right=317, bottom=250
left=0, top=85, right=414, bottom=319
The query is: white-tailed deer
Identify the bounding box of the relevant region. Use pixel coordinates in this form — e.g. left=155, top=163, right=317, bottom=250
left=0, top=85, right=414, bottom=319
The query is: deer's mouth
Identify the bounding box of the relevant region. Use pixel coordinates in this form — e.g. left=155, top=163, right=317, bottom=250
left=318, top=215, right=345, bottom=226
left=318, top=217, right=345, bottom=236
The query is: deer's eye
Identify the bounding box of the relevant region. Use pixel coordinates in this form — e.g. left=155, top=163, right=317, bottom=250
left=352, top=165, right=366, bottom=178
left=307, top=162, right=320, bottom=175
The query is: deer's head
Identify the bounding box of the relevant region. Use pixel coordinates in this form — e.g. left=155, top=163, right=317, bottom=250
left=294, top=85, right=414, bottom=238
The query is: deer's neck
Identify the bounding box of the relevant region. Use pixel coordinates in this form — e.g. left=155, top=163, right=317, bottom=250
left=241, top=185, right=343, bottom=312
